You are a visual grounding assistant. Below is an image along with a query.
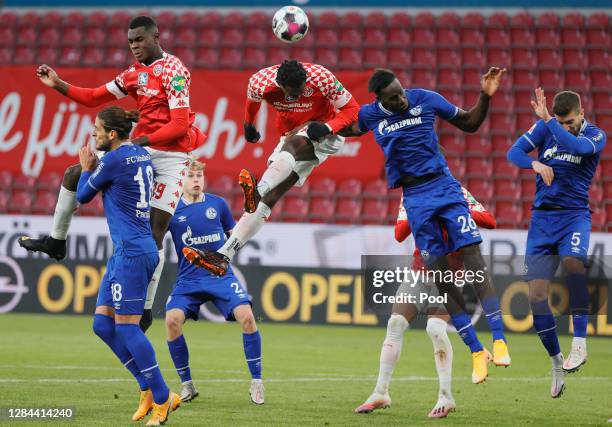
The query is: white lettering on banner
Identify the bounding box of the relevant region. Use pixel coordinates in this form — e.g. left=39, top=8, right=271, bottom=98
left=19, top=94, right=94, bottom=177
left=0, top=92, right=22, bottom=152
left=192, top=97, right=268, bottom=160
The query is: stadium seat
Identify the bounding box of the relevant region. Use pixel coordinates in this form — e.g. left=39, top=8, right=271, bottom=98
left=0, top=192, right=8, bottom=213
left=363, top=179, right=388, bottom=200
left=462, top=48, right=486, bottom=68
left=219, top=48, right=243, bottom=69
left=591, top=71, right=611, bottom=90
left=586, top=29, right=611, bottom=47
left=108, top=11, right=132, bottom=29
left=412, top=69, right=436, bottom=88
left=561, top=28, right=587, bottom=48
left=200, top=11, right=223, bottom=28
left=0, top=171, right=13, bottom=189
left=314, top=48, right=339, bottom=68
left=463, top=134, right=490, bottom=157
left=16, top=28, right=37, bottom=46
left=587, top=48, right=610, bottom=70
left=538, top=70, right=564, bottom=90
left=81, top=28, right=106, bottom=47
left=491, top=135, right=514, bottom=154
left=466, top=157, right=493, bottom=179
left=437, top=48, right=461, bottom=68
left=334, top=198, right=361, bottom=224
left=364, top=48, right=387, bottom=68
left=342, top=11, right=364, bottom=28
left=243, top=48, right=267, bottom=68
left=591, top=208, right=606, bottom=232
left=462, top=12, right=485, bottom=28
left=107, top=27, right=126, bottom=47
left=461, top=28, right=485, bottom=47
left=32, top=191, right=57, bottom=215
left=412, top=28, right=436, bottom=47
left=487, top=48, right=511, bottom=67
left=339, top=48, right=363, bottom=70
left=59, top=47, right=82, bottom=66
left=308, top=198, right=335, bottom=223
left=337, top=179, right=362, bottom=198
left=0, top=11, right=19, bottom=28
left=155, top=11, right=176, bottom=29
left=437, top=12, right=461, bottom=28
left=590, top=185, right=604, bottom=205
left=466, top=180, right=494, bottom=203
left=364, top=11, right=387, bottom=28
left=438, top=89, right=462, bottom=106
left=37, top=27, right=61, bottom=47
left=537, top=12, right=560, bottom=28
left=281, top=197, right=309, bottom=223
left=316, top=11, right=339, bottom=28
left=222, top=11, right=245, bottom=28
left=174, top=48, right=195, bottom=68
left=62, top=27, right=83, bottom=46
left=604, top=182, right=612, bottom=202
left=310, top=177, right=336, bottom=197
left=13, top=47, right=35, bottom=65
left=510, top=28, right=535, bottom=47
left=35, top=172, right=61, bottom=192
left=291, top=47, right=314, bottom=64
left=537, top=48, right=563, bottom=69
left=19, top=11, right=41, bottom=27
left=494, top=179, right=521, bottom=201
left=362, top=199, right=388, bottom=225
left=413, top=48, right=436, bottom=68
left=495, top=201, right=522, bottom=228
left=387, top=48, right=411, bottom=68
left=198, top=28, right=221, bottom=47
left=490, top=112, right=516, bottom=134
left=388, top=12, right=412, bottom=28
left=244, top=28, right=268, bottom=47
left=9, top=191, right=32, bottom=214
left=339, top=29, right=362, bottom=47
left=511, top=48, right=537, bottom=68
left=442, top=135, right=466, bottom=155
left=315, top=29, right=339, bottom=47
left=446, top=157, right=466, bottom=180
left=221, top=28, right=243, bottom=47
left=267, top=47, right=290, bottom=65
left=486, top=29, right=511, bottom=48
left=593, top=92, right=612, bottom=111
left=86, top=11, right=109, bottom=28
left=513, top=69, right=538, bottom=89
left=0, top=47, right=11, bottom=65
left=209, top=175, right=238, bottom=196
left=436, top=28, right=460, bottom=48
left=81, top=48, right=104, bottom=67
left=387, top=28, right=411, bottom=47
left=364, top=28, right=386, bottom=47
left=64, top=11, right=86, bottom=28
left=564, top=70, right=591, bottom=91
left=493, top=156, right=520, bottom=179
left=536, top=29, right=560, bottom=48
left=247, top=11, right=270, bottom=28
left=176, top=28, right=197, bottom=47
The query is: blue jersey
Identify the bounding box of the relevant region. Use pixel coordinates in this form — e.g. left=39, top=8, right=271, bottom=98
left=358, top=89, right=459, bottom=188
left=516, top=119, right=606, bottom=209
left=76, top=143, right=158, bottom=257
left=168, top=193, right=236, bottom=283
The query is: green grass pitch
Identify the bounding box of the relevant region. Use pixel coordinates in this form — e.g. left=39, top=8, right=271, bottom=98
left=1, top=313, right=611, bottom=426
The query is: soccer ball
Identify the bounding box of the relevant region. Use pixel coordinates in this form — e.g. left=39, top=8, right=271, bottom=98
left=272, top=6, right=309, bottom=43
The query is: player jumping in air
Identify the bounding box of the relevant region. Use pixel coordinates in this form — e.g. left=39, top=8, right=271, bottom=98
left=507, top=88, right=606, bottom=398
left=355, top=186, right=496, bottom=418
left=76, top=106, right=180, bottom=425
left=182, top=59, right=359, bottom=275
left=165, top=160, right=264, bottom=404
left=19, top=15, right=205, bottom=332
left=342, top=67, right=510, bottom=384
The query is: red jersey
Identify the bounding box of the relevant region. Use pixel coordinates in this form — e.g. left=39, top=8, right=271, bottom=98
left=245, top=63, right=359, bottom=135
left=106, top=52, right=203, bottom=153
left=395, top=187, right=497, bottom=271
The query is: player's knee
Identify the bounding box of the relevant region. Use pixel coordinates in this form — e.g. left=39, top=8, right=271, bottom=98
left=165, top=313, right=183, bottom=335
left=426, top=317, right=447, bottom=341
left=386, top=314, right=408, bottom=342
left=63, top=164, right=82, bottom=191
left=562, top=257, right=585, bottom=275
left=238, top=309, right=257, bottom=333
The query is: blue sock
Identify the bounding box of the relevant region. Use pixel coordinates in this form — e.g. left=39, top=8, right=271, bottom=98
left=530, top=300, right=561, bottom=356
left=243, top=330, right=262, bottom=379
left=481, top=296, right=506, bottom=341
left=566, top=273, right=589, bottom=338
left=92, top=314, right=148, bottom=391
left=168, top=335, right=192, bottom=383
left=116, top=323, right=169, bottom=405
left=450, top=312, right=483, bottom=353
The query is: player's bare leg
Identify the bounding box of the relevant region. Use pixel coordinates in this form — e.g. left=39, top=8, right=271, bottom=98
left=459, top=244, right=511, bottom=367
left=529, top=279, right=566, bottom=398
left=234, top=305, right=264, bottom=405
left=355, top=302, right=414, bottom=414
left=426, top=310, right=456, bottom=418
left=18, top=163, right=83, bottom=260
left=561, top=256, right=588, bottom=373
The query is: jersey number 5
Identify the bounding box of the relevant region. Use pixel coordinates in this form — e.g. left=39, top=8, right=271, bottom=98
left=134, top=165, right=154, bottom=209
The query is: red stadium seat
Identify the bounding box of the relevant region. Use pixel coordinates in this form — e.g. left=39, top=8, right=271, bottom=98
left=516, top=112, right=537, bottom=133
left=198, top=28, right=221, bottom=47
left=437, top=48, right=461, bottom=68
left=536, top=29, right=560, bottom=48
left=200, top=11, right=222, bottom=28
left=462, top=12, right=485, bottom=28
left=466, top=180, right=494, bottom=203
left=38, top=27, right=60, bottom=47
left=513, top=70, right=538, bottom=89
left=308, top=198, right=335, bottom=223
left=9, top=191, right=32, bottom=214
left=446, top=157, right=466, bottom=180
left=314, top=48, right=338, bottom=68
left=64, top=11, right=86, bottom=28
left=521, top=179, right=536, bottom=199
left=364, top=11, right=387, bottom=28
left=437, top=70, right=461, bottom=89
left=310, top=177, right=336, bottom=196
left=337, top=179, right=362, bottom=197
left=493, top=156, right=520, bottom=179
left=209, top=175, right=237, bottom=196
left=462, top=48, right=486, bottom=68
left=281, top=197, right=308, bottom=223
left=536, top=12, right=560, bottom=28
left=159, top=32, right=175, bottom=51
left=363, top=28, right=386, bottom=47
left=82, top=48, right=104, bottom=67
left=291, top=47, right=314, bottom=64
left=538, top=70, right=564, bottom=90
left=339, top=48, right=363, bottom=70
left=591, top=208, right=606, bottom=232
left=13, top=47, right=35, bottom=65
left=0, top=28, right=15, bottom=48
left=537, top=48, right=563, bottom=69
left=587, top=48, right=610, bottom=70
left=436, top=28, right=460, bottom=48
left=244, top=28, right=269, bottom=47
left=565, top=71, right=591, bottom=91
left=490, top=112, right=516, bottom=134
left=174, top=48, right=195, bottom=68
left=510, top=28, right=535, bottom=47
left=605, top=183, right=612, bottom=202
left=438, top=89, right=462, bottom=106
left=340, top=12, right=363, bottom=28
left=86, top=11, right=109, bottom=28
left=0, top=11, right=19, bottom=28
left=176, top=12, right=199, bottom=28
left=62, top=27, right=83, bottom=46
left=364, top=48, right=387, bottom=68
left=466, top=157, right=493, bottom=179
left=107, top=27, right=126, bottom=47
left=362, top=199, right=388, bottom=225
left=247, top=11, right=270, bottom=28
left=586, top=29, right=610, bottom=47
left=562, top=48, right=588, bottom=70
left=32, top=191, right=57, bottom=215
left=562, top=13, right=584, bottom=28
left=334, top=198, right=361, bottom=224
left=492, top=135, right=514, bottom=154
left=19, top=11, right=41, bottom=27
left=413, top=48, right=436, bottom=68
left=0, top=192, right=8, bottom=213
left=511, top=48, right=537, bottom=68
left=586, top=12, right=610, bottom=29
left=489, top=12, right=510, bottom=27
left=437, top=12, right=461, bottom=28
left=442, top=135, right=466, bottom=155
left=591, top=70, right=611, bottom=90
left=561, top=28, right=587, bottom=48
left=36, top=172, right=62, bottom=192
left=465, top=135, right=493, bottom=156
left=83, top=28, right=105, bottom=47
left=176, top=28, right=197, bottom=47
left=486, top=29, right=511, bottom=48
left=155, top=11, right=176, bottom=29
left=387, top=48, right=411, bottom=68
left=339, top=29, right=362, bottom=47
left=494, top=179, right=521, bottom=201
left=108, top=11, right=132, bottom=29
left=243, top=48, right=266, bottom=69
left=222, top=11, right=245, bottom=28
left=267, top=47, right=290, bottom=65
left=412, top=70, right=436, bottom=88
left=461, top=28, right=485, bottom=47
left=59, top=47, right=82, bottom=66
left=104, top=48, right=129, bottom=68
left=315, top=29, right=339, bottom=47
left=487, top=48, right=511, bottom=67
left=287, top=182, right=310, bottom=197
left=221, top=28, right=243, bottom=46
left=16, top=28, right=37, bottom=46
left=412, top=28, right=436, bottom=47
left=219, top=48, right=243, bottom=69
left=413, top=11, right=435, bottom=28
left=316, top=12, right=339, bottom=28
left=388, top=12, right=412, bottom=28
left=495, top=201, right=522, bottom=228
left=363, top=179, right=389, bottom=200
left=590, top=185, right=604, bottom=205
left=0, top=171, right=13, bottom=189
left=593, top=92, right=612, bottom=111
left=388, top=28, right=411, bottom=46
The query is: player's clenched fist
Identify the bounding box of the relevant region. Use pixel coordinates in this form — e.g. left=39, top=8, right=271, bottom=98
left=244, top=122, right=261, bottom=143
left=480, top=67, right=507, bottom=97
left=78, top=144, right=97, bottom=172
left=36, top=64, right=61, bottom=88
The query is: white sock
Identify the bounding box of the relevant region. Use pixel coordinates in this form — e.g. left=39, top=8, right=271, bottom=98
left=374, top=314, right=408, bottom=395
left=426, top=317, right=453, bottom=400
left=218, top=203, right=271, bottom=260
left=256, top=151, right=296, bottom=197
left=551, top=353, right=564, bottom=368
left=572, top=337, right=586, bottom=348
left=50, top=186, right=78, bottom=240
left=145, top=249, right=165, bottom=310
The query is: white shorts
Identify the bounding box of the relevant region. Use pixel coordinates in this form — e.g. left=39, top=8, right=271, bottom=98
left=146, top=147, right=192, bottom=215
left=267, top=127, right=345, bottom=187
left=395, top=275, right=446, bottom=314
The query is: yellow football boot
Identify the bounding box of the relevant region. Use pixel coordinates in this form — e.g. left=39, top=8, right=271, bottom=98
left=472, top=349, right=492, bottom=384
left=132, top=389, right=153, bottom=421
left=146, top=391, right=181, bottom=426
left=493, top=339, right=511, bottom=367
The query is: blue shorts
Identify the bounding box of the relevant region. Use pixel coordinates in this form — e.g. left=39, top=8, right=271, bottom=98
left=402, top=175, right=482, bottom=265
left=525, top=209, right=591, bottom=280
left=97, top=252, right=159, bottom=315
left=166, top=274, right=251, bottom=321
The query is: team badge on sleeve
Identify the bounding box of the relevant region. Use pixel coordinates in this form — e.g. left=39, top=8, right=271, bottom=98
left=171, top=75, right=187, bottom=92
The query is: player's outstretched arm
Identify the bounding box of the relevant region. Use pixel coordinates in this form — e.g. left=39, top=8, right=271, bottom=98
left=132, top=108, right=190, bottom=146
left=448, top=67, right=506, bottom=133
left=36, top=64, right=116, bottom=108
left=337, top=121, right=367, bottom=137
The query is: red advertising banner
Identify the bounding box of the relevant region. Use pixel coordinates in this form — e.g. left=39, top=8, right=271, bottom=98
left=0, top=66, right=384, bottom=182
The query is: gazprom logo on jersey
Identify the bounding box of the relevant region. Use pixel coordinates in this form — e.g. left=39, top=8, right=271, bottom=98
left=377, top=117, right=423, bottom=135
left=543, top=144, right=583, bottom=164
left=181, top=226, right=221, bottom=246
